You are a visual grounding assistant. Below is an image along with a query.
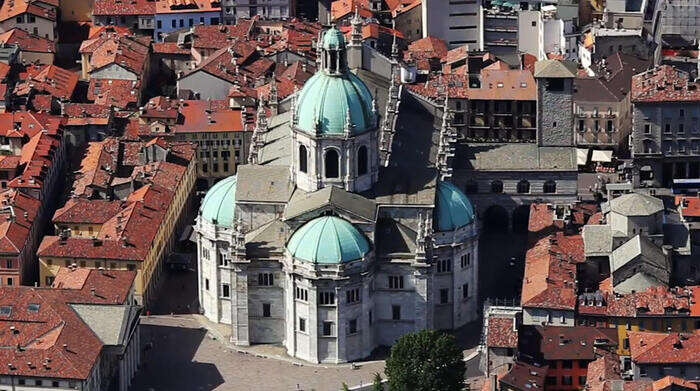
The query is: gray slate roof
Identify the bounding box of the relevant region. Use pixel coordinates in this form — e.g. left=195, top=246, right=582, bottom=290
left=375, top=218, right=417, bottom=256
left=608, top=193, right=663, bottom=216
left=70, top=304, right=137, bottom=346
left=457, top=144, right=577, bottom=171
left=582, top=224, right=613, bottom=255
left=610, top=235, right=665, bottom=272
left=258, top=111, right=292, bottom=166
left=613, top=272, right=665, bottom=294
left=534, top=59, right=578, bottom=78
left=245, top=219, right=288, bottom=257
left=284, top=186, right=377, bottom=221
left=235, top=165, right=294, bottom=203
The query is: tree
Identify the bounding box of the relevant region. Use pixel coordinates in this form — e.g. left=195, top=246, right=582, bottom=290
left=372, top=372, right=384, bottom=391
left=341, top=383, right=350, bottom=391
left=385, top=330, right=465, bottom=391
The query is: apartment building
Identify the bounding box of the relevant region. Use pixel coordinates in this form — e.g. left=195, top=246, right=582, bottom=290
left=630, top=66, right=700, bottom=187
left=422, top=0, right=482, bottom=49
left=220, top=0, right=294, bottom=25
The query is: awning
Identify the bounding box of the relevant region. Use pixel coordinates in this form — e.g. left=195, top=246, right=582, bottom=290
left=576, top=148, right=589, bottom=165
left=640, top=165, right=652, bottom=172
left=491, top=0, right=504, bottom=5
left=591, top=150, right=613, bottom=163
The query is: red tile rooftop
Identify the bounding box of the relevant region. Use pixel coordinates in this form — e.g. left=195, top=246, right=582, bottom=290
left=155, top=0, right=220, bottom=13
left=652, top=376, right=698, bottom=391
left=0, top=268, right=134, bottom=380
left=93, top=0, right=156, bottom=15
left=578, top=285, right=697, bottom=317
left=535, top=326, right=617, bottom=361
left=631, top=65, right=700, bottom=103
left=629, top=331, right=700, bottom=364
left=487, top=317, right=518, bottom=348
left=0, top=28, right=55, bottom=53
left=15, top=64, right=78, bottom=100
left=0, top=0, right=56, bottom=22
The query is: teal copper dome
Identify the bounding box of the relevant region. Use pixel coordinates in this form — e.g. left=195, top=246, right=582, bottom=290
left=286, top=216, right=370, bottom=264
left=295, top=72, right=375, bottom=134
left=435, top=181, right=475, bottom=232
left=200, top=176, right=237, bottom=227
left=322, top=26, right=346, bottom=49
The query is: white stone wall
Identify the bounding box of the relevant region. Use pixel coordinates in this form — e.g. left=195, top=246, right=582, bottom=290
left=522, top=307, right=575, bottom=326
left=91, top=64, right=139, bottom=81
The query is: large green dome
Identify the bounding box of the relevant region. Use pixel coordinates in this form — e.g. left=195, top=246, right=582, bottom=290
left=286, top=216, right=370, bottom=264
left=295, top=71, right=375, bottom=135
left=435, top=181, right=475, bottom=232
left=200, top=176, right=237, bottom=227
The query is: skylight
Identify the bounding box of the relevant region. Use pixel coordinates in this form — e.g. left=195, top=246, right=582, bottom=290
left=0, top=306, right=11, bottom=316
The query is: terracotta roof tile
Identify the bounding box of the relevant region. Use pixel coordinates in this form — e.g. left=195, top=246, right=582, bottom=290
left=93, top=0, right=155, bottom=15
left=15, top=64, right=78, bottom=100
left=629, top=331, right=700, bottom=364
left=0, top=0, right=56, bottom=23
left=487, top=317, right=518, bottom=348
left=631, top=65, right=700, bottom=103
left=0, top=28, right=55, bottom=54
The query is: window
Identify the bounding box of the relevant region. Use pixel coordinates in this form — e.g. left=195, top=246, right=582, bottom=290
left=298, top=145, right=307, bottom=173
left=578, top=376, right=587, bottom=386
left=205, top=278, right=210, bottom=290
left=110, top=262, right=116, bottom=269
left=440, top=288, right=449, bottom=304
left=45, top=276, right=54, bottom=286
left=53, top=381, right=59, bottom=387
left=318, top=291, right=335, bottom=305
left=7, top=277, right=12, bottom=286
left=517, top=180, right=530, bottom=193
left=623, top=338, right=629, bottom=349
left=295, top=287, right=308, bottom=301
left=547, top=79, right=564, bottom=91
left=460, top=253, right=470, bottom=268
left=5, top=259, right=11, bottom=268
left=323, top=321, right=334, bottom=336
left=606, top=120, right=613, bottom=132
left=16, top=16, right=22, bottom=23
left=189, top=18, right=194, bottom=27
left=388, top=275, right=404, bottom=289
left=436, top=259, right=451, bottom=273
left=298, top=317, right=306, bottom=332
left=562, top=376, right=573, bottom=386
left=171, top=20, right=177, bottom=28
left=262, top=303, right=271, bottom=317
left=348, top=319, right=358, bottom=334
left=346, top=288, right=360, bottom=303
left=532, top=21, right=537, bottom=26
left=392, top=305, right=401, bottom=320
left=680, top=109, right=685, bottom=117
left=157, top=20, right=162, bottom=29
left=36, top=380, right=42, bottom=386
left=357, top=146, right=368, bottom=176
left=578, top=119, right=585, bottom=132
left=127, top=264, right=135, bottom=271
left=258, top=273, right=274, bottom=286
left=65, top=260, right=71, bottom=267
left=221, top=284, right=230, bottom=298
left=369, top=311, right=373, bottom=325
left=325, top=149, right=340, bottom=178
left=679, top=124, right=685, bottom=134
left=546, top=377, right=557, bottom=386
left=644, top=124, right=651, bottom=134
left=491, top=180, right=503, bottom=193
left=543, top=180, right=556, bottom=193
left=665, top=124, right=671, bottom=133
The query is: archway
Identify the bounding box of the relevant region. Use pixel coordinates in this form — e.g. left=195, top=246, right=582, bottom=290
left=512, top=205, right=531, bottom=233
left=483, top=205, right=509, bottom=234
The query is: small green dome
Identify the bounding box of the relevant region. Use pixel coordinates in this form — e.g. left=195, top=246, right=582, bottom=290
left=322, top=26, right=346, bottom=49
left=295, top=72, right=375, bottom=134
left=435, top=181, right=475, bottom=232
left=200, top=176, right=237, bottom=227
left=287, top=216, right=369, bottom=264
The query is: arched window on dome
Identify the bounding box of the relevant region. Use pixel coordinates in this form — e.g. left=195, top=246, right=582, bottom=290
left=491, top=180, right=503, bottom=193
left=543, top=180, right=557, bottom=194
left=517, top=180, right=530, bottom=194
left=357, top=146, right=368, bottom=176
left=325, top=149, right=340, bottom=178
left=299, top=145, right=308, bottom=173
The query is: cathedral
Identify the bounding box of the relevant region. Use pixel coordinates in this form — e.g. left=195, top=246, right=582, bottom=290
left=195, top=25, right=480, bottom=364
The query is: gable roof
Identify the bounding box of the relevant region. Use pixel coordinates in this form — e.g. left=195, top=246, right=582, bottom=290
left=284, top=186, right=377, bottom=221
left=534, top=59, right=578, bottom=78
